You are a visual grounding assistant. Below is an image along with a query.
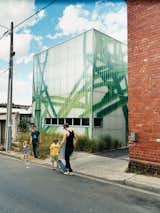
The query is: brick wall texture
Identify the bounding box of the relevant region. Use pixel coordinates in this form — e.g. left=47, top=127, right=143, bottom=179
left=127, top=0, right=160, bottom=170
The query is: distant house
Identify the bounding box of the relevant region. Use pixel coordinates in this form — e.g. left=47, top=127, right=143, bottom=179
left=0, top=104, right=32, bottom=146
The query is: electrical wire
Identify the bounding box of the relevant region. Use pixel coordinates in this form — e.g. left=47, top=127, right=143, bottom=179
left=0, top=0, right=57, bottom=77
left=0, top=30, right=9, bottom=41
left=0, top=0, right=56, bottom=41
left=14, top=0, right=56, bottom=29
left=0, top=21, right=10, bottom=40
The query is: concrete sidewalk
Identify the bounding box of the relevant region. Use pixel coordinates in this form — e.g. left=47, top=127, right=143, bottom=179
left=71, top=151, right=160, bottom=194
left=0, top=149, right=160, bottom=194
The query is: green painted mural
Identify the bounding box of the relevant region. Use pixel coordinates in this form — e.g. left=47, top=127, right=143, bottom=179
left=92, top=30, right=128, bottom=144
left=33, top=29, right=127, bottom=144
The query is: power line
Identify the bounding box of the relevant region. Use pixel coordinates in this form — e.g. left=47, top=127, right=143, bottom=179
left=14, top=0, right=56, bottom=29
left=0, top=30, right=9, bottom=41
left=0, top=23, right=10, bottom=41
left=0, top=0, right=56, bottom=41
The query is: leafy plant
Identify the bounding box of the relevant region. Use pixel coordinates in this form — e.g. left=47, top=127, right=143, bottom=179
left=16, top=131, right=122, bottom=159
left=18, top=120, right=29, bottom=132
left=75, top=134, right=122, bottom=153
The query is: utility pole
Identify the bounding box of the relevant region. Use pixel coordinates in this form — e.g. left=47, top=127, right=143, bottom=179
left=5, top=22, right=14, bottom=151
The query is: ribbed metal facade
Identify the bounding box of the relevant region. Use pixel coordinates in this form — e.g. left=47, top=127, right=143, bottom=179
left=33, top=29, right=127, bottom=144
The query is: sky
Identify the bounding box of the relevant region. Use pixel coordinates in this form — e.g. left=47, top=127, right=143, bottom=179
left=0, top=0, right=127, bottom=105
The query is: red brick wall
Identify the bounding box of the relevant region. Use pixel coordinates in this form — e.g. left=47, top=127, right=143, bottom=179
left=127, top=0, right=160, bottom=168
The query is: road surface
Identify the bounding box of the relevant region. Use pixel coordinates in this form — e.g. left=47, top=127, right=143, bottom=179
left=0, top=155, right=159, bottom=213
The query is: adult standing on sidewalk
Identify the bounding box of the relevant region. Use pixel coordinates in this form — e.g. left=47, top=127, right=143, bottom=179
left=59, top=123, right=78, bottom=174
left=30, top=125, right=40, bottom=158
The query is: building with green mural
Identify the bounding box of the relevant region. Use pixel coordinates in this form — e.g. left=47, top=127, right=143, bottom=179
left=33, top=29, right=128, bottom=145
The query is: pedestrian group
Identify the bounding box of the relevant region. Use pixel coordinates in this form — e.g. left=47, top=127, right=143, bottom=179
left=23, top=123, right=78, bottom=175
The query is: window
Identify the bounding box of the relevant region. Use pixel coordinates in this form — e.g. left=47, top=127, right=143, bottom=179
left=73, top=118, right=80, bottom=125
left=20, top=114, right=31, bottom=122
left=45, top=118, right=51, bottom=125
left=58, top=118, right=64, bottom=125
left=66, top=118, right=72, bottom=125
left=82, top=118, right=89, bottom=126
left=94, top=118, right=103, bottom=127
left=52, top=118, right=57, bottom=125
left=44, top=117, right=91, bottom=127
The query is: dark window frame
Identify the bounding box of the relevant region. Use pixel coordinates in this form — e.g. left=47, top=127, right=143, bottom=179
left=73, top=118, right=81, bottom=125
left=82, top=118, right=89, bottom=126
left=44, top=118, right=51, bottom=125
left=44, top=117, right=92, bottom=127
left=52, top=118, right=57, bottom=125
left=58, top=118, right=64, bottom=125
left=65, top=118, right=72, bottom=125
left=94, top=118, right=103, bottom=127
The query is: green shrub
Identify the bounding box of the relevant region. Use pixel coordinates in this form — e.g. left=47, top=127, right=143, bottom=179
left=16, top=131, right=63, bottom=158
left=76, top=134, right=122, bottom=153
left=17, top=131, right=122, bottom=158
left=113, top=139, right=122, bottom=149
left=16, top=132, right=30, bottom=151
left=75, top=135, right=98, bottom=153
left=38, top=141, right=50, bottom=159
left=17, top=132, right=30, bottom=142
left=75, top=135, right=91, bottom=152
left=97, top=135, right=112, bottom=151
left=90, top=139, right=99, bottom=153
left=18, top=120, right=30, bottom=132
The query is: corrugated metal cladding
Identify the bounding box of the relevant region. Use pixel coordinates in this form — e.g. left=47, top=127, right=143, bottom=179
left=33, top=29, right=127, bottom=145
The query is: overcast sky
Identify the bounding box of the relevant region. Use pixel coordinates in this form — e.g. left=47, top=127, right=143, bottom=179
left=0, top=0, right=127, bottom=105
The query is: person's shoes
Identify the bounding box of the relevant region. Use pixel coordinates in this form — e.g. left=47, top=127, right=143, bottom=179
left=69, top=172, right=74, bottom=176
left=64, top=171, right=70, bottom=175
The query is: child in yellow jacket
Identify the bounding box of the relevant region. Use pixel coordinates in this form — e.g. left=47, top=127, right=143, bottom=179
left=50, top=138, right=60, bottom=170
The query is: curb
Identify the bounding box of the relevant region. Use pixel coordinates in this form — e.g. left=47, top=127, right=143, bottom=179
left=74, top=171, right=160, bottom=195
left=0, top=151, right=160, bottom=195
left=74, top=171, right=125, bottom=185
left=0, top=151, right=50, bottom=168
left=124, top=179, right=160, bottom=195
left=0, top=151, right=21, bottom=160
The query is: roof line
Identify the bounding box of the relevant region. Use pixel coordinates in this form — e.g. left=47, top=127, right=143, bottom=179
left=34, top=28, right=126, bottom=57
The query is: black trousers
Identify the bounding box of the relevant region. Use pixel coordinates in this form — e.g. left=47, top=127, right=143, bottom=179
left=65, top=148, right=73, bottom=172
left=32, top=143, right=38, bottom=158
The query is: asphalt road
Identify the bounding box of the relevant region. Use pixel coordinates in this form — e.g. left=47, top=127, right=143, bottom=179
left=0, top=155, right=160, bottom=213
